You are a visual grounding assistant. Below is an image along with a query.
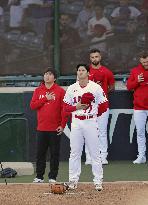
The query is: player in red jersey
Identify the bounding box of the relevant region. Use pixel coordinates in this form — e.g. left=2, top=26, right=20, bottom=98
left=127, top=51, right=148, bottom=164
left=30, top=68, right=67, bottom=183
left=85, top=49, right=115, bottom=165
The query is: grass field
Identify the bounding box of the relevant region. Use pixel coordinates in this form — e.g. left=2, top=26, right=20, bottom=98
left=0, top=161, right=148, bottom=183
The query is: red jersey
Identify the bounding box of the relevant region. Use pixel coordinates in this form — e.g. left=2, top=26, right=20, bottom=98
left=126, top=64, right=148, bottom=110
left=30, top=83, right=67, bottom=131
left=89, top=65, right=115, bottom=97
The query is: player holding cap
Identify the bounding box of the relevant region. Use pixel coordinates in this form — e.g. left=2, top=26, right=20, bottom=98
left=63, top=64, right=108, bottom=191
left=85, top=49, right=115, bottom=165
left=127, top=51, right=148, bottom=164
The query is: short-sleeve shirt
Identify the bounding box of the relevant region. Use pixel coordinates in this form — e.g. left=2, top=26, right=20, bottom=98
left=87, top=16, right=112, bottom=36
left=111, top=6, right=141, bottom=19
left=89, top=65, right=115, bottom=97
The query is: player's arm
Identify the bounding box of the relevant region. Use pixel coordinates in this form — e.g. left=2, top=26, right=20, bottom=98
left=107, top=70, right=115, bottom=93
left=57, top=109, right=71, bottom=135
left=98, top=101, right=108, bottom=116
left=30, top=89, right=48, bottom=110
left=108, top=84, right=115, bottom=92
left=59, top=90, right=70, bottom=130
left=63, top=87, right=88, bottom=112
left=126, top=70, right=141, bottom=91
left=97, top=86, right=108, bottom=116
left=63, top=101, right=88, bottom=112
left=57, top=89, right=73, bottom=135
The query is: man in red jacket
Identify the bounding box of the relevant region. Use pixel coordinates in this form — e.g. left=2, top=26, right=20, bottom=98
left=30, top=68, right=67, bottom=183
left=127, top=51, right=148, bottom=164
left=85, top=49, right=115, bottom=165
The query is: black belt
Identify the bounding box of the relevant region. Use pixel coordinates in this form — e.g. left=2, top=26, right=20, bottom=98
left=75, top=115, right=94, bottom=120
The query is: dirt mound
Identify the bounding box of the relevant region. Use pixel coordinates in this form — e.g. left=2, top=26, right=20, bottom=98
left=0, top=182, right=148, bottom=205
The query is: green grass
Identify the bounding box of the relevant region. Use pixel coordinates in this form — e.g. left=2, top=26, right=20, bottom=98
left=0, top=161, right=148, bottom=183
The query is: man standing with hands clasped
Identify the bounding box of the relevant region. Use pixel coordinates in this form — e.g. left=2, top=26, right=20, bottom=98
left=127, top=51, right=148, bottom=164
left=85, top=49, right=115, bottom=165
left=63, top=64, right=108, bottom=191
left=30, top=68, right=67, bottom=183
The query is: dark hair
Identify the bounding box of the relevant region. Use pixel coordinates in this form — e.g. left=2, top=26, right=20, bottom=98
left=89, top=48, right=101, bottom=54
left=94, top=4, right=104, bottom=10
left=76, top=64, right=90, bottom=72
left=43, top=67, right=57, bottom=79
left=139, top=51, right=148, bottom=59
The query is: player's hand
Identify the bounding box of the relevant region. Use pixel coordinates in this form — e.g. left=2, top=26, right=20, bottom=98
left=56, top=126, right=63, bottom=135
left=76, top=101, right=89, bottom=110
left=45, top=92, right=55, bottom=100
left=96, top=81, right=102, bottom=86
left=137, top=73, right=144, bottom=83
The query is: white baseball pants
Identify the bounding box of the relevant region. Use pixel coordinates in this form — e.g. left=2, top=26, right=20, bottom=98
left=69, top=117, right=103, bottom=185
left=85, top=109, right=109, bottom=161
left=134, top=110, right=148, bottom=156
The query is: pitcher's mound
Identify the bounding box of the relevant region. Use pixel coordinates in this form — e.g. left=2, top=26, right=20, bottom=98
left=0, top=182, right=148, bottom=205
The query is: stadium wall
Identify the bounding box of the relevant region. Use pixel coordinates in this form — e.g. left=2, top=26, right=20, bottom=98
left=0, top=88, right=147, bottom=162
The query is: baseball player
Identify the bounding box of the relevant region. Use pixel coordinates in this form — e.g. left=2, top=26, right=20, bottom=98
left=85, top=49, right=115, bottom=165
left=30, top=68, right=67, bottom=183
left=63, top=64, right=108, bottom=191
left=127, top=51, right=148, bottom=164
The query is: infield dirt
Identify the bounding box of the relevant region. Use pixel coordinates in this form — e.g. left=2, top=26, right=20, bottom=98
left=0, top=182, right=148, bottom=205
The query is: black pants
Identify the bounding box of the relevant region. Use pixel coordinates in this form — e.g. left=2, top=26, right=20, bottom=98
left=36, top=131, right=61, bottom=180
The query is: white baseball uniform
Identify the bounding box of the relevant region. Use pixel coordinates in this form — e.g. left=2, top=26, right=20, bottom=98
left=63, top=80, right=107, bottom=185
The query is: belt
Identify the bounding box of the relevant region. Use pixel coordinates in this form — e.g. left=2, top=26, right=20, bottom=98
left=75, top=115, right=94, bottom=120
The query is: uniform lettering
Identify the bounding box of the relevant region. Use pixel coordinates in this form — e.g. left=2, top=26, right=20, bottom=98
left=39, top=95, right=45, bottom=99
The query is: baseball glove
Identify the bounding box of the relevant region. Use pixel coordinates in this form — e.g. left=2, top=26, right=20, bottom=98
left=0, top=168, right=17, bottom=178
left=81, top=92, right=94, bottom=105
left=50, top=183, right=68, bottom=194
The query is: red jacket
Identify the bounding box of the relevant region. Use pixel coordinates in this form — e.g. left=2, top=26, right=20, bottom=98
left=30, top=83, right=67, bottom=131
left=127, top=64, right=148, bottom=110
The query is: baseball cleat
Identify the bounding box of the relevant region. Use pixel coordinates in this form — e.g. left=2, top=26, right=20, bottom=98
left=33, top=178, right=44, bottom=183
left=133, top=155, right=146, bottom=164
left=95, top=183, right=103, bottom=191
left=67, top=181, right=78, bottom=190
left=102, top=158, right=108, bottom=165
left=85, top=160, right=92, bottom=165
left=49, top=179, right=56, bottom=184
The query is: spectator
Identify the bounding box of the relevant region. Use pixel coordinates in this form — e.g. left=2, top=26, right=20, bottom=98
left=8, top=0, right=25, bottom=30
left=60, top=13, right=81, bottom=48
left=89, top=24, right=108, bottom=56
left=20, top=0, right=53, bottom=35
left=111, top=0, right=141, bottom=20
left=60, top=13, right=81, bottom=75
left=111, top=0, right=141, bottom=34
left=87, top=5, right=112, bottom=38
left=75, top=0, right=95, bottom=41
left=60, top=13, right=81, bottom=47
